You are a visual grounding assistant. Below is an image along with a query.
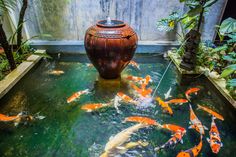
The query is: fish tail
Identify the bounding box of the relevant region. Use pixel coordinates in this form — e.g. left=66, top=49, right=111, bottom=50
left=212, top=116, right=216, bottom=120
left=84, top=89, right=90, bottom=94
left=196, top=104, right=202, bottom=110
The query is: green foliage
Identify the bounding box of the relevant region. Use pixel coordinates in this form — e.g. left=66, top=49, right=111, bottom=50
left=0, top=0, right=17, bottom=12
left=219, top=18, right=236, bottom=36
left=157, top=12, right=180, bottom=31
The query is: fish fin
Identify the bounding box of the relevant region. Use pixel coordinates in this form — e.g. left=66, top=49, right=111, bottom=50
left=180, top=139, right=183, bottom=144
left=212, top=116, right=216, bottom=120
left=189, top=121, right=192, bottom=124
left=206, top=137, right=210, bottom=143
left=221, top=142, right=223, bottom=147
left=203, top=125, right=208, bottom=130
left=196, top=104, right=202, bottom=110
left=109, top=135, right=114, bottom=141
left=139, top=141, right=149, bottom=147
left=154, top=146, right=161, bottom=151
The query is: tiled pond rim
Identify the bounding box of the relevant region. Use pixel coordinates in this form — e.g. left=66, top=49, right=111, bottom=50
left=168, top=51, right=236, bottom=108
left=0, top=50, right=45, bottom=99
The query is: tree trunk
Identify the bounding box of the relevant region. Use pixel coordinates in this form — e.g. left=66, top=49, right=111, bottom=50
left=0, top=24, right=16, bottom=70
left=17, top=0, right=28, bottom=54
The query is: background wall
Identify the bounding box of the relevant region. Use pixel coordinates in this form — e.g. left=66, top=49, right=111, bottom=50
left=9, top=0, right=227, bottom=41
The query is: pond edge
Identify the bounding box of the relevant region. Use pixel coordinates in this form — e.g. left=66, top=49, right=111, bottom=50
left=0, top=50, right=45, bottom=99
left=168, top=51, right=236, bottom=108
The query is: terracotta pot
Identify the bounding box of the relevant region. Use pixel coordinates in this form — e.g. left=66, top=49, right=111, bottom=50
left=84, top=19, right=138, bottom=79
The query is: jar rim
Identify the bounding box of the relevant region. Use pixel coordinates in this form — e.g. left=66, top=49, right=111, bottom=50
left=96, top=20, right=126, bottom=28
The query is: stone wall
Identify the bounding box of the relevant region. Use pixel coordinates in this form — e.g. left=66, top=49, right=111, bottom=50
left=10, top=0, right=227, bottom=41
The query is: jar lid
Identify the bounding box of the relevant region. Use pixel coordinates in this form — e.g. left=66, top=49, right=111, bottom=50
left=97, top=20, right=126, bottom=28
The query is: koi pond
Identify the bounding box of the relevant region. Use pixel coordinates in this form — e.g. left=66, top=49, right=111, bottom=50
left=0, top=54, right=235, bottom=157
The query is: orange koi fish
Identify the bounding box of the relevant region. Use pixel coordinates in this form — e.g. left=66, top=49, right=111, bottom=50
left=197, top=104, right=224, bottom=121
left=141, top=75, right=152, bottom=89
left=156, top=97, right=173, bottom=115
left=130, top=83, right=152, bottom=98
left=189, top=104, right=207, bottom=135
left=176, top=135, right=203, bottom=157
left=162, top=124, right=186, bottom=133
left=67, top=89, right=90, bottom=103
left=129, top=60, right=140, bottom=70
left=185, top=87, right=200, bottom=100
left=0, top=114, right=19, bottom=122
left=166, top=99, right=188, bottom=105
left=155, top=130, right=186, bottom=151
left=124, top=116, right=162, bottom=127
left=126, top=75, right=143, bottom=83
left=81, top=103, right=111, bottom=112
left=207, top=117, right=223, bottom=154
left=117, top=92, right=137, bottom=105
left=0, top=113, right=34, bottom=126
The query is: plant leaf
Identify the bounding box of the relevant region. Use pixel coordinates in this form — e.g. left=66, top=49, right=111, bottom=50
left=227, top=79, right=236, bottom=87
left=204, top=0, right=217, bottom=8
left=221, top=64, right=236, bottom=78
left=187, top=5, right=203, bottom=17
left=219, top=17, right=236, bottom=35
left=212, top=45, right=228, bottom=53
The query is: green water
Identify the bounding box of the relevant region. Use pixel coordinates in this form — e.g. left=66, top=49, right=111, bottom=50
left=0, top=54, right=235, bottom=157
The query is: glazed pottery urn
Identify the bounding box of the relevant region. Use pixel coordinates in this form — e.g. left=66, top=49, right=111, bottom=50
left=84, top=18, right=138, bottom=79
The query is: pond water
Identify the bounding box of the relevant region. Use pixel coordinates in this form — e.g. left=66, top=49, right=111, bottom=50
left=0, top=54, right=235, bottom=157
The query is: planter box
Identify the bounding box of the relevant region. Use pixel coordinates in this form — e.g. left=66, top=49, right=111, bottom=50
left=0, top=50, right=45, bottom=99
left=168, top=51, right=236, bottom=107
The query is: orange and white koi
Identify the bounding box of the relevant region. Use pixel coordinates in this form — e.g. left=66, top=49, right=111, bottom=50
left=117, top=92, right=137, bottom=105
left=162, top=124, right=186, bottom=133
left=141, top=75, right=153, bottom=89
left=81, top=103, right=111, bottom=112
left=156, top=97, right=173, bottom=115
left=185, top=87, right=200, bottom=100
left=130, top=83, right=152, bottom=98
left=166, top=99, right=188, bottom=105
left=189, top=104, right=207, bottom=135
left=48, top=70, right=64, bottom=75
left=129, top=60, right=140, bottom=70
left=207, top=117, right=223, bottom=154
left=197, top=104, right=224, bottom=121
left=155, top=130, right=186, bottom=151
left=126, top=75, right=143, bottom=83
left=67, top=89, right=90, bottom=103
left=176, top=135, right=203, bottom=157
left=124, top=116, right=162, bottom=127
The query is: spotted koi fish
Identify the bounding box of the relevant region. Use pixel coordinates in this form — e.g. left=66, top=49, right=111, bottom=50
left=126, top=75, right=143, bottom=83
left=141, top=75, right=152, bottom=89
left=156, top=97, right=173, bottom=115
left=124, top=116, right=162, bottom=127
left=162, top=124, right=186, bottom=133
left=185, top=87, right=200, bottom=100
left=67, top=89, right=90, bottom=103
left=129, top=60, right=140, bottom=70
left=155, top=130, right=186, bottom=151
left=130, top=83, right=152, bottom=98
left=117, top=92, right=137, bottom=105
left=166, top=99, right=188, bottom=105
left=207, top=117, right=223, bottom=154
left=197, top=104, right=224, bottom=121
left=81, top=103, right=111, bottom=112
left=189, top=104, right=207, bottom=135
left=176, top=135, right=203, bottom=157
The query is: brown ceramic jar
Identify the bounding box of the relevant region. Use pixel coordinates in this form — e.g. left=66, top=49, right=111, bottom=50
left=84, top=19, right=138, bottom=79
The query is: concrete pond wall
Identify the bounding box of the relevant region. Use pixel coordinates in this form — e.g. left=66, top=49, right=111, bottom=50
left=7, top=0, right=227, bottom=42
